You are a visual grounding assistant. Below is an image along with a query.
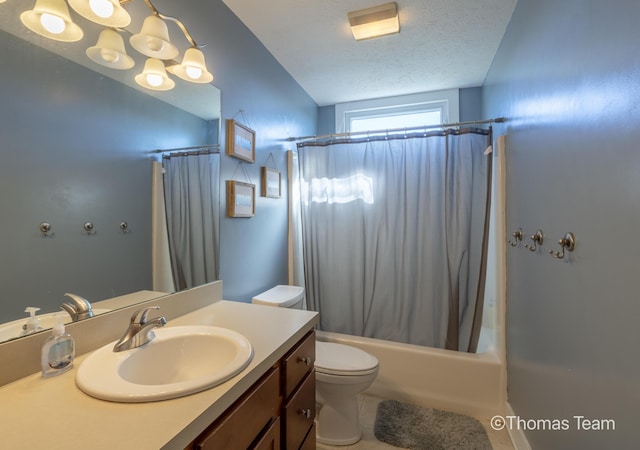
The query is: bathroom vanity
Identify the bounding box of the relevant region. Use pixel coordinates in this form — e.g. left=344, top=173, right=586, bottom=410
left=0, top=283, right=318, bottom=449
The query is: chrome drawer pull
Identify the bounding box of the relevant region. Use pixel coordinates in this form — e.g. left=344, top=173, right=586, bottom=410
left=298, top=356, right=312, bottom=366
left=299, top=408, right=312, bottom=419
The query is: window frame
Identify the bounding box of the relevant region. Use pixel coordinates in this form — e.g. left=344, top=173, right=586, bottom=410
left=335, top=89, right=459, bottom=134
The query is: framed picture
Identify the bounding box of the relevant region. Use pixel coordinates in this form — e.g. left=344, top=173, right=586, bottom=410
left=226, top=119, right=255, bottom=162
left=227, top=180, right=255, bottom=217
left=261, top=167, right=281, bottom=198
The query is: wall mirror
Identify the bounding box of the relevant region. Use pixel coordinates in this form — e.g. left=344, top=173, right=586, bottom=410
left=0, top=2, right=221, bottom=343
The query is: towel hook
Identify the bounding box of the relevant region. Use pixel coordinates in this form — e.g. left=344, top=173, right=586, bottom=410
left=508, top=228, right=524, bottom=247
left=549, top=232, right=575, bottom=259
left=39, top=222, right=55, bottom=238
left=83, top=221, right=96, bottom=235
left=524, top=230, right=544, bottom=252
left=119, top=221, right=130, bottom=234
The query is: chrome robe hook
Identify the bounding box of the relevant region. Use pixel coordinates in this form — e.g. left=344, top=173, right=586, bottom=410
left=508, top=228, right=524, bottom=247
left=39, top=222, right=55, bottom=238
left=549, top=232, right=575, bottom=259
left=525, top=230, right=544, bottom=252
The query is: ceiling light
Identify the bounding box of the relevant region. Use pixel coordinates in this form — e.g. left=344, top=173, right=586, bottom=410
left=86, top=28, right=134, bottom=70
left=20, top=0, right=84, bottom=42
left=167, top=47, right=214, bottom=84
left=135, top=58, right=175, bottom=91
left=68, top=0, right=131, bottom=28
left=348, top=2, right=399, bottom=41
left=130, top=15, right=179, bottom=60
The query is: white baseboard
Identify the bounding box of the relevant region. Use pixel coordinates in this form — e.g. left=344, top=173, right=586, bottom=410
left=505, top=402, right=532, bottom=450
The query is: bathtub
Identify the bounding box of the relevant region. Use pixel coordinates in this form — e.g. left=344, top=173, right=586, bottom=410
left=316, top=326, right=506, bottom=417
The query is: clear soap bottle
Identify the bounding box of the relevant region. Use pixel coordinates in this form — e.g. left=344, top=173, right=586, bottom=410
left=41, top=314, right=75, bottom=378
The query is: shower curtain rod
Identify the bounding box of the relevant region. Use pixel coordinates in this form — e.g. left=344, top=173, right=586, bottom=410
left=286, top=117, right=506, bottom=142
left=148, top=144, right=220, bottom=157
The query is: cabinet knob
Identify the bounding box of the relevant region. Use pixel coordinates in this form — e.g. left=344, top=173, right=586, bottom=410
left=299, top=408, right=312, bottom=419
left=298, top=356, right=312, bottom=366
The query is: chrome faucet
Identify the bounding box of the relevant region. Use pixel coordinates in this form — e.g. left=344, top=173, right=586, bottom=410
left=60, top=293, right=94, bottom=322
left=113, top=306, right=167, bottom=352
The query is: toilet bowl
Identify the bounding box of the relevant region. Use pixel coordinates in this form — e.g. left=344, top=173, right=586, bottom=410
left=314, top=341, right=379, bottom=445
left=252, top=285, right=379, bottom=446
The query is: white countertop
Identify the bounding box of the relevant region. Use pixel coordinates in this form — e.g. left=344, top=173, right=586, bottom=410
left=0, top=300, right=318, bottom=450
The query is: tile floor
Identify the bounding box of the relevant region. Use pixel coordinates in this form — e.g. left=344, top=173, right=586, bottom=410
left=316, top=394, right=515, bottom=450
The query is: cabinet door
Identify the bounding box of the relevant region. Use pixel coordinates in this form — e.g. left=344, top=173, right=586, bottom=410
left=283, top=331, right=315, bottom=397
left=251, top=417, right=280, bottom=450
left=298, top=423, right=316, bottom=450
left=195, top=366, right=281, bottom=450
left=283, top=371, right=316, bottom=450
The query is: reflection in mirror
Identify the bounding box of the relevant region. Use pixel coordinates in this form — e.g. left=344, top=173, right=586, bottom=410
left=0, top=11, right=221, bottom=343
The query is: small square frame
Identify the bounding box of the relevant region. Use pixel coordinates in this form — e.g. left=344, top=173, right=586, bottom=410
left=261, top=167, right=281, bottom=198
left=227, top=180, right=255, bottom=217
left=226, top=119, right=256, bottom=162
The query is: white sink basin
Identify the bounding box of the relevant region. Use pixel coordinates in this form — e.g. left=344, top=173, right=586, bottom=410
left=76, top=325, right=253, bottom=402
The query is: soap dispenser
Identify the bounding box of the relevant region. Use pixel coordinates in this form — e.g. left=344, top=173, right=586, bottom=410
left=21, top=307, right=43, bottom=336
left=41, top=314, right=75, bottom=378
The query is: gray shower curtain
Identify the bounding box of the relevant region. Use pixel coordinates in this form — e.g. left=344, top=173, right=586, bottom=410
left=163, top=153, right=220, bottom=291
left=296, top=129, right=491, bottom=351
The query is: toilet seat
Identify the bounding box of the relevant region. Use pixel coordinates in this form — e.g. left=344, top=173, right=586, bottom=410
left=315, top=341, right=379, bottom=376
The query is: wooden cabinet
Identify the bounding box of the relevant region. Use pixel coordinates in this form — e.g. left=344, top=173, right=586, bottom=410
left=282, top=331, right=316, bottom=450
left=193, top=366, right=282, bottom=450
left=186, top=331, right=316, bottom=450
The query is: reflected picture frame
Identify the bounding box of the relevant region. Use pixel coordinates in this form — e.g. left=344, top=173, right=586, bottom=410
left=226, top=119, right=255, bottom=162
left=261, top=167, right=281, bottom=198
left=227, top=180, right=255, bottom=218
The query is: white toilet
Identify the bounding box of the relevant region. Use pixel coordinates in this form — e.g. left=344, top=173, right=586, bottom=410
left=252, top=285, right=379, bottom=446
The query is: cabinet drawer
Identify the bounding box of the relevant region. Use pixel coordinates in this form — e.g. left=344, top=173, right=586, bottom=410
left=195, top=366, right=282, bottom=450
left=283, top=371, right=316, bottom=450
left=283, top=331, right=315, bottom=397
left=251, top=417, right=280, bottom=450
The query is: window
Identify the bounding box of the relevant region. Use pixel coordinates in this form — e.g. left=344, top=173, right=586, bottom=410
left=335, top=89, right=459, bottom=134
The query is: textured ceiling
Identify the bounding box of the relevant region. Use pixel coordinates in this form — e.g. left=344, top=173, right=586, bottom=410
left=223, top=0, right=517, bottom=106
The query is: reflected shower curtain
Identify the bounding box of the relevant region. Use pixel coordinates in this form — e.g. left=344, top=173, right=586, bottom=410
left=295, top=129, right=491, bottom=351
left=163, top=153, right=220, bottom=291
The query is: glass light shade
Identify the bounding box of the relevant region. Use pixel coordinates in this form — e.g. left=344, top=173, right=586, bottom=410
left=166, top=47, right=214, bottom=84
left=20, top=0, right=84, bottom=42
left=68, top=0, right=131, bottom=28
left=135, top=58, right=175, bottom=91
left=130, top=15, right=178, bottom=60
left=86, top=28, right=134, bottom=70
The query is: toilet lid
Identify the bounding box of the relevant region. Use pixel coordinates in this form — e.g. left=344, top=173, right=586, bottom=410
left=315, top=341, right=379, bottom=375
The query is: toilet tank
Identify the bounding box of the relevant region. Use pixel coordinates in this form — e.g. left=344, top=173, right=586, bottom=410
left=251, top=285, right=305, bottom=309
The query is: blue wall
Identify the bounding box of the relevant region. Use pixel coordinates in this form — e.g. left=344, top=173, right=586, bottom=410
left=178, top=0, right=318, bottom=301
left=484, top=0, right=640, bottom=448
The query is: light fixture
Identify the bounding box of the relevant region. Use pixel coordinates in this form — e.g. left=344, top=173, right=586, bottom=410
left=20, top=0, right=84, bottom=42
left=68, top=0, right=131, bottom=28
left=348, top=2, right=399, bottom=41
left=167, top=47, right=214, bottom=83
left=17, top=0, right=213, bottom=91
left=130, top=14, right=179, bottom=60
left=135, top=57, right=175, bottom=91
left=86, top=28, right=135, bottom=70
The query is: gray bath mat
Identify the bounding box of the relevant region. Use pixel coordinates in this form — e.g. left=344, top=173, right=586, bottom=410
left=374, top=400, right=492, bottom=450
